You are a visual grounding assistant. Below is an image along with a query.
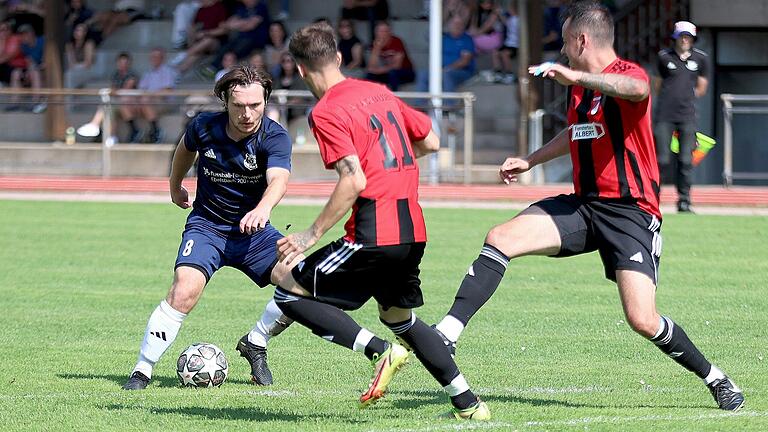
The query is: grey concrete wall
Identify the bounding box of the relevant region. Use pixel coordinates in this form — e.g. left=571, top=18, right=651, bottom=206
left=692, top=0, right=768, bottom=27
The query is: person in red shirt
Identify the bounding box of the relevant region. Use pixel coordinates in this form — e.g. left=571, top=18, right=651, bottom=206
left=433, top=1, right=744, bottom=412
left=365, top=21, right=414, bottom=90
left=271, top=22, right=490, bottom=420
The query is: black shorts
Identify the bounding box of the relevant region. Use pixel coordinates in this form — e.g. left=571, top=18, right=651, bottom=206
left=291, top=239, right=426, bottom=311
left=532, top=194, right=662, bottom=284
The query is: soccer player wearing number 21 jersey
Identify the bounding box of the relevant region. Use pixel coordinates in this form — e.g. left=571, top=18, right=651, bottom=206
left=269, top=23, right=490, bottom=419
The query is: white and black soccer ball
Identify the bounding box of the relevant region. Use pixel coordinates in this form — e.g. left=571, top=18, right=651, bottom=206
left=176, top=343, right=228, bottom=388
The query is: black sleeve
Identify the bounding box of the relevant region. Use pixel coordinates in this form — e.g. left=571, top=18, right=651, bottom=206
left=697, top=52, right=710, bottom=79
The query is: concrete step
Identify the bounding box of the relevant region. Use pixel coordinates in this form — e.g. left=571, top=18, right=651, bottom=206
left=100, top=21, right=175, bottom=50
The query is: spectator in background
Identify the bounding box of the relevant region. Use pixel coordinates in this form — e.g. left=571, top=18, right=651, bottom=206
left=209, top=0, right=270, bottom=71
left=172, top=0, right=231, bottom=74
left=64, top=23, right=97, bottom=89
left=653, top=21, right=710, bottom=213
left=337, top=18, right=365, bottom=78
left=443, top=0, right=470, bottom=29
left=366, top=21, right=414, bottom=91
left=542, top=0, right=564, bottom=56
left=341, top=0, right=388, bottom=42
left=416, top=16, right=475, bottom=94
left=7, top=0, right=45, bottom=36
left=7, top=24, right=45, bottom=113
left=77, top=52, right=139, bottom=141
left=266, top=51, right=306, bottom=126
left=492, top=2, right=517, bottom=84
left=247, top=50, right=265, bottom=69
left=214, top=50, right=237, bottom=82
left=265, top=21, right=288, bottom=78
left=90, top=0, right=146, bottom=39
left=468, top=0, right=503, bottom=77
left=135, top=48, right=179, bottom=143
left=0, top=21, right=25, bottom=87
left=65, top=0, right=98, bottom=42
left=171, top=1, right=200, bottom=50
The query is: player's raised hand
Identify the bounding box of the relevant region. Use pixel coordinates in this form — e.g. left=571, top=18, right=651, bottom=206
left=240, top=206, right=270, bottom=234
left=528, top=62, right=581, bottom=87
left=171, top=185, right=192, bottom=209
left=499, top=157, right=531, bottom=184
left=277, top=229, right=318, bottom=263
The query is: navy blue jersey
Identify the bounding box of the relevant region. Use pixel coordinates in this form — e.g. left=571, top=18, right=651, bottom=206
left=184, top=112, right=292, bottom=225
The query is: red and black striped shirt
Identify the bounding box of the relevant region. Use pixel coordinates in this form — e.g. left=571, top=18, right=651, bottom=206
left=309, top=78, right=431, bottom=246
left=567, top=58, right=661, bottom=218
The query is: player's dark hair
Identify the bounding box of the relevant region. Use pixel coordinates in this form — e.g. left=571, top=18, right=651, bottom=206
left=565, top=0, right=614, bottom=48
left=288, top=22, right=338, bottom=71
left=214, top=64, right=273, bottom=106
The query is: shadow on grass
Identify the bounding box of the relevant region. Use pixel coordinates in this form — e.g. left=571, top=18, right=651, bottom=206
left=57, top=373, right=255, bottom=389
left=393, top=389, right=590, bottom=409
left=102, top=403, right=363, bottom=423
left=392, top=389, right=712, bottom=410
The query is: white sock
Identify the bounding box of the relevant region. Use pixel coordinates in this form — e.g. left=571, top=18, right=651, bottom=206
left=133, top=300, right=186, bottom=378
left=443, top=374, right=470, bottom=397
left=352, top=328, right=375, bottom=353
left=704, top=365, right=725, bottom=385
left=247, top=299, right=293, bottom=347
left=436, top=315, right=465, bottom=343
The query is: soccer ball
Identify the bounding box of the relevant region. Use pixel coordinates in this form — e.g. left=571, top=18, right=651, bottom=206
left=176, top=343, right=228, bottom=388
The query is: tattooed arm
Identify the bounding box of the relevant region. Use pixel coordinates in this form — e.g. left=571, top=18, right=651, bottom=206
left=576, top=72, right=649, bottom=102
left=277, top=155, right=366, bottom=260
left=529, top=62, right=650, bottom=102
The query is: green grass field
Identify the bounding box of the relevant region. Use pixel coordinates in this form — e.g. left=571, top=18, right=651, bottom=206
left=0, top=199, right=766, bottom=431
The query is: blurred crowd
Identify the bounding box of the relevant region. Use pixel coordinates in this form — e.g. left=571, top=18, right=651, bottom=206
left=0, top=0, right=620, bottom=143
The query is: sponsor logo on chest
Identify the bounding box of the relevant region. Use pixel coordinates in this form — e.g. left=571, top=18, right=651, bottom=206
left=570, top=123, right=605, bottom=141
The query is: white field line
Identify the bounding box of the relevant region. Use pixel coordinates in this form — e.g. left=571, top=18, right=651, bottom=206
left=372, top=411, right=767, bottom=432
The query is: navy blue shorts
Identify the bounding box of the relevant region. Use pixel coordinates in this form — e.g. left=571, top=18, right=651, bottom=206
left=174, top=214, right=283, bottom=287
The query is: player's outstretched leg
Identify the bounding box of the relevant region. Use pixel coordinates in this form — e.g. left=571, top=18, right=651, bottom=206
left=383, top=311, right=490, bottom=420
left=273, top=288, right=406, bottom=406
left=435, top=244, right=510, bottom=354
left=236, top=299, right=293, bottom=385
left=123, top=299, right=187, bottom=390
left=650, top=315, right=744, bottom=411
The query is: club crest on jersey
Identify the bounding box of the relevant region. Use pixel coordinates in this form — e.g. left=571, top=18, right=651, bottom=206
left=243, top=153, right=258, bottom=170
left=685, top=60, right=699, bottom=71
left=666, top=61, right=677, bottom=70
left=570, top=123, right=605, bottom=141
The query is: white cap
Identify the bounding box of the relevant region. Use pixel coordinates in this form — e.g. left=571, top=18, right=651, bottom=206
left=672, top=21, right=697, bottom=39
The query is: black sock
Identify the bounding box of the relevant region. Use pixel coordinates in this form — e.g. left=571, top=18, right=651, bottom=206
left=274, top=288, right=386, bottom=357
left=150, top=120, right=159, bottom=134
left=650, top=316, right=712, bottom=378
left=384, top=315, right=477, bottom=409
left=447, top=244, right=509, bottom=326
left=127, top=119, right=138, bottom=134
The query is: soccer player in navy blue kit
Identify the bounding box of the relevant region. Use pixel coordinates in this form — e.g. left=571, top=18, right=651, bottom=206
left=434, top=1, right=744, bottom=411
left=123, top=65, right=296, bottom=390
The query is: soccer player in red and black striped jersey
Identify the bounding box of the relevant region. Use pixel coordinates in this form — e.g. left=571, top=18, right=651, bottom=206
left=434, top=1, right=744, bottom=411
left=270, top=23, right=490, bottom=419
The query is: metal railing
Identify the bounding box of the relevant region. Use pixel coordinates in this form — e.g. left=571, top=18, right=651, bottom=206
left=0, top=87, right=476, bottom=183
left=721, top=93, right=768, bottom=186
